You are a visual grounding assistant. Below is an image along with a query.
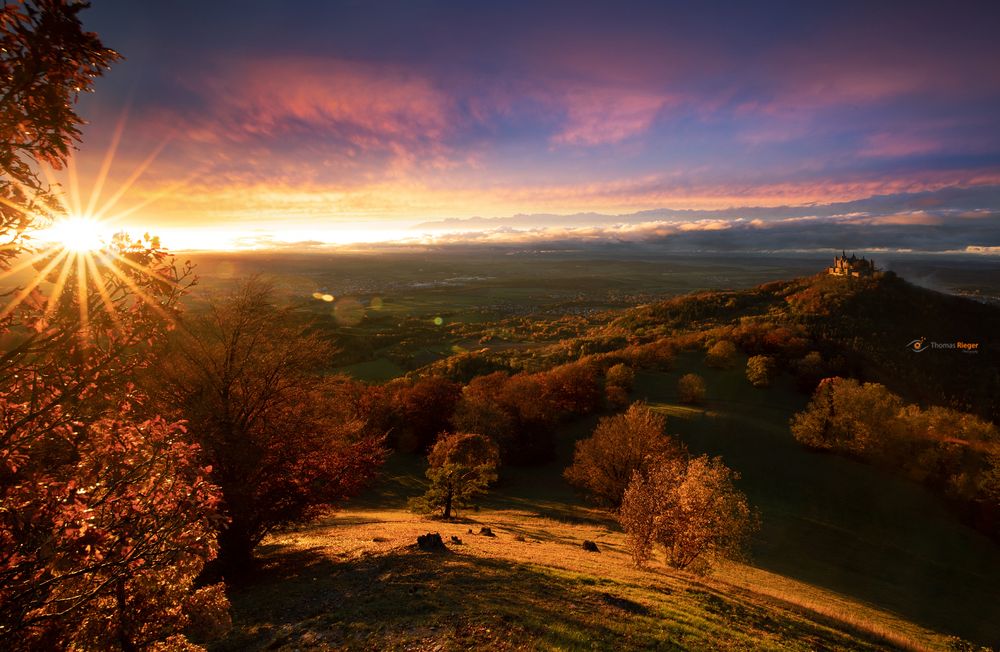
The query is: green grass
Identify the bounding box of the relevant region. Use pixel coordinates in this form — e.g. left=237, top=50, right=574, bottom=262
left=633, top=352, right=1000, bottom=647
left=212, top=359, right=998, bottom=650
left=333, top=357, right=404, bottom=382
left=215, top=492, right=950, bottom=652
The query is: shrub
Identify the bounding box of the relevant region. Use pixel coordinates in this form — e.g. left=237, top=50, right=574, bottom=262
left=411, top=433, right=500, bottom=518
left=677, top=373, right=707, bottom=404
left=746, top=355, right=775, bottom=387
left=605, top=363, right=636, bottom=391
left=705, top=340, right=738, bottom=368
left=619, top=455, right=756, bottom=573
left=564, top=403, right=684, bottom=507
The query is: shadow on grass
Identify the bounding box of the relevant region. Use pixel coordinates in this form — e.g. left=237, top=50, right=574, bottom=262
left=635, top=361, right=1000, bottom=648
left=211, top=544, right=888, bottom=652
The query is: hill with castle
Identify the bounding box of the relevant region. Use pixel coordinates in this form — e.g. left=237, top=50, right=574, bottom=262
left=827, top=251, right=876, bottom=278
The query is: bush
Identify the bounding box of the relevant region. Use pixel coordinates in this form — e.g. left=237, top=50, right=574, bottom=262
left=705, top=340, right=738, bottom=368
left=411, top=433, right=500, bottom=518
left=605, top=363, right=636, bottom=391
left=619, top=455, right=756, bottom=573
left=564, top=403, right=683, bottom=507
left=746, top=355, right=775, bottom=387
left=677, top=373, right=706, bottom=404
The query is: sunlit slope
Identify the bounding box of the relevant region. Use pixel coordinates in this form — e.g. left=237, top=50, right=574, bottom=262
left=215, top=506, right=953, bottom=651
left=213, top=359, right=998, bottom=651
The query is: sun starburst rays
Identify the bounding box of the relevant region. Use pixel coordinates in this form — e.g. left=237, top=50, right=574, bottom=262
left=0, top=114, right=182, bottom=340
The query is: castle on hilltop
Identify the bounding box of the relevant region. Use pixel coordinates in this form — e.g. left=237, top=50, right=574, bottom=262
left=828, top=251, right=876, bottom=278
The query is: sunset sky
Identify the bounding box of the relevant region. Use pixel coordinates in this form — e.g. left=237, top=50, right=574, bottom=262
left=64, top=0, right=1000, bottom=251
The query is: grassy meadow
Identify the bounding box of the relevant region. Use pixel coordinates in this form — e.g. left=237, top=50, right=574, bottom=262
left=75, top=248, right=994, bottom=649
left=212, top=348, right=1000, bottom=650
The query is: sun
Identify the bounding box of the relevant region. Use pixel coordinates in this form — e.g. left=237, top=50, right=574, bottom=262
left=41, top=215, right=110, bottom=252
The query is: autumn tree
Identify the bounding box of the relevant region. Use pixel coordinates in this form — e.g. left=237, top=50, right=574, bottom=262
left=745, top=354, right=775, bottom=388
left=705, top=339, right=738, bottom=368
left=564, top=403, right=683, bottom=507
left=452, top=371, right=558, bottom=465
left=791, top=378, right=1000, bottom=538
left=538, top=361, right=603, bottom=417
left=386, top=375, right=461, bottom=452
left=152, top=279, right=385, bottom=574
left=0, top=211, right=226, bottom=650
left=790, top=377, right=902, bottom=455
left=0, top=0, right=119, bottom=263
left=792, top=350, right=826, bottom=390
left=677, top=373, right=706, bottom=404
left=452, top=372, right=518, bottom=449
left=411, top=432, right=499, bottom=519
left=0, top=4, right=229, bottom=648
left=606, top=363, right=636, bottom=390
left=619, top=455, right=756, bottom=573
left=604, top=362, right=635, bottom=408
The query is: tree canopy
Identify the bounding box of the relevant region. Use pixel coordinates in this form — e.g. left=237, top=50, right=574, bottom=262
left=564, top=403, right=683, bottom=507
left=0, top=0, right=119, bottom=264
left=412, top=432, right=499, bottom=519
left=153, top=279, right=386, bottom=573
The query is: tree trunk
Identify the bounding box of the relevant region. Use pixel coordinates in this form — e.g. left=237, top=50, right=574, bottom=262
left=202, top=521, right=256, bottom=582
left=443, top=489, right=453, bottom=519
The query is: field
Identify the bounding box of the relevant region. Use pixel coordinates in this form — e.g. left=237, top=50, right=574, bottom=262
left=213, top=348, right=1000, bottom=650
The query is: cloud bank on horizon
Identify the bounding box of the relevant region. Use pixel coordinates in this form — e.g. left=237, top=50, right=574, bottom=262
left=68, top=0, right=1000, bottom=252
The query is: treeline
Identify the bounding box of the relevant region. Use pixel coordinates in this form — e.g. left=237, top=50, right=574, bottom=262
left=791, top=377, right=1000, bottom=539
left=333, top=359, right=621, bottom=465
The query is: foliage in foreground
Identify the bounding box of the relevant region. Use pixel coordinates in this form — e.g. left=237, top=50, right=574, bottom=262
left=0, top=3, right=232, bottom=648
left=0, top=0, right=120, bottom=266
left=0, top=402, right=227, bottom=649
left=620, top=455, right=757, bottom=573
left=410, top=432, right=499, bottom=519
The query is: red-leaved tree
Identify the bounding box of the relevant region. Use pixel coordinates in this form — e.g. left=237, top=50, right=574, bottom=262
left=153, top=278, right=386, bottom=574
left=1, top=3, right=230, bottom=648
